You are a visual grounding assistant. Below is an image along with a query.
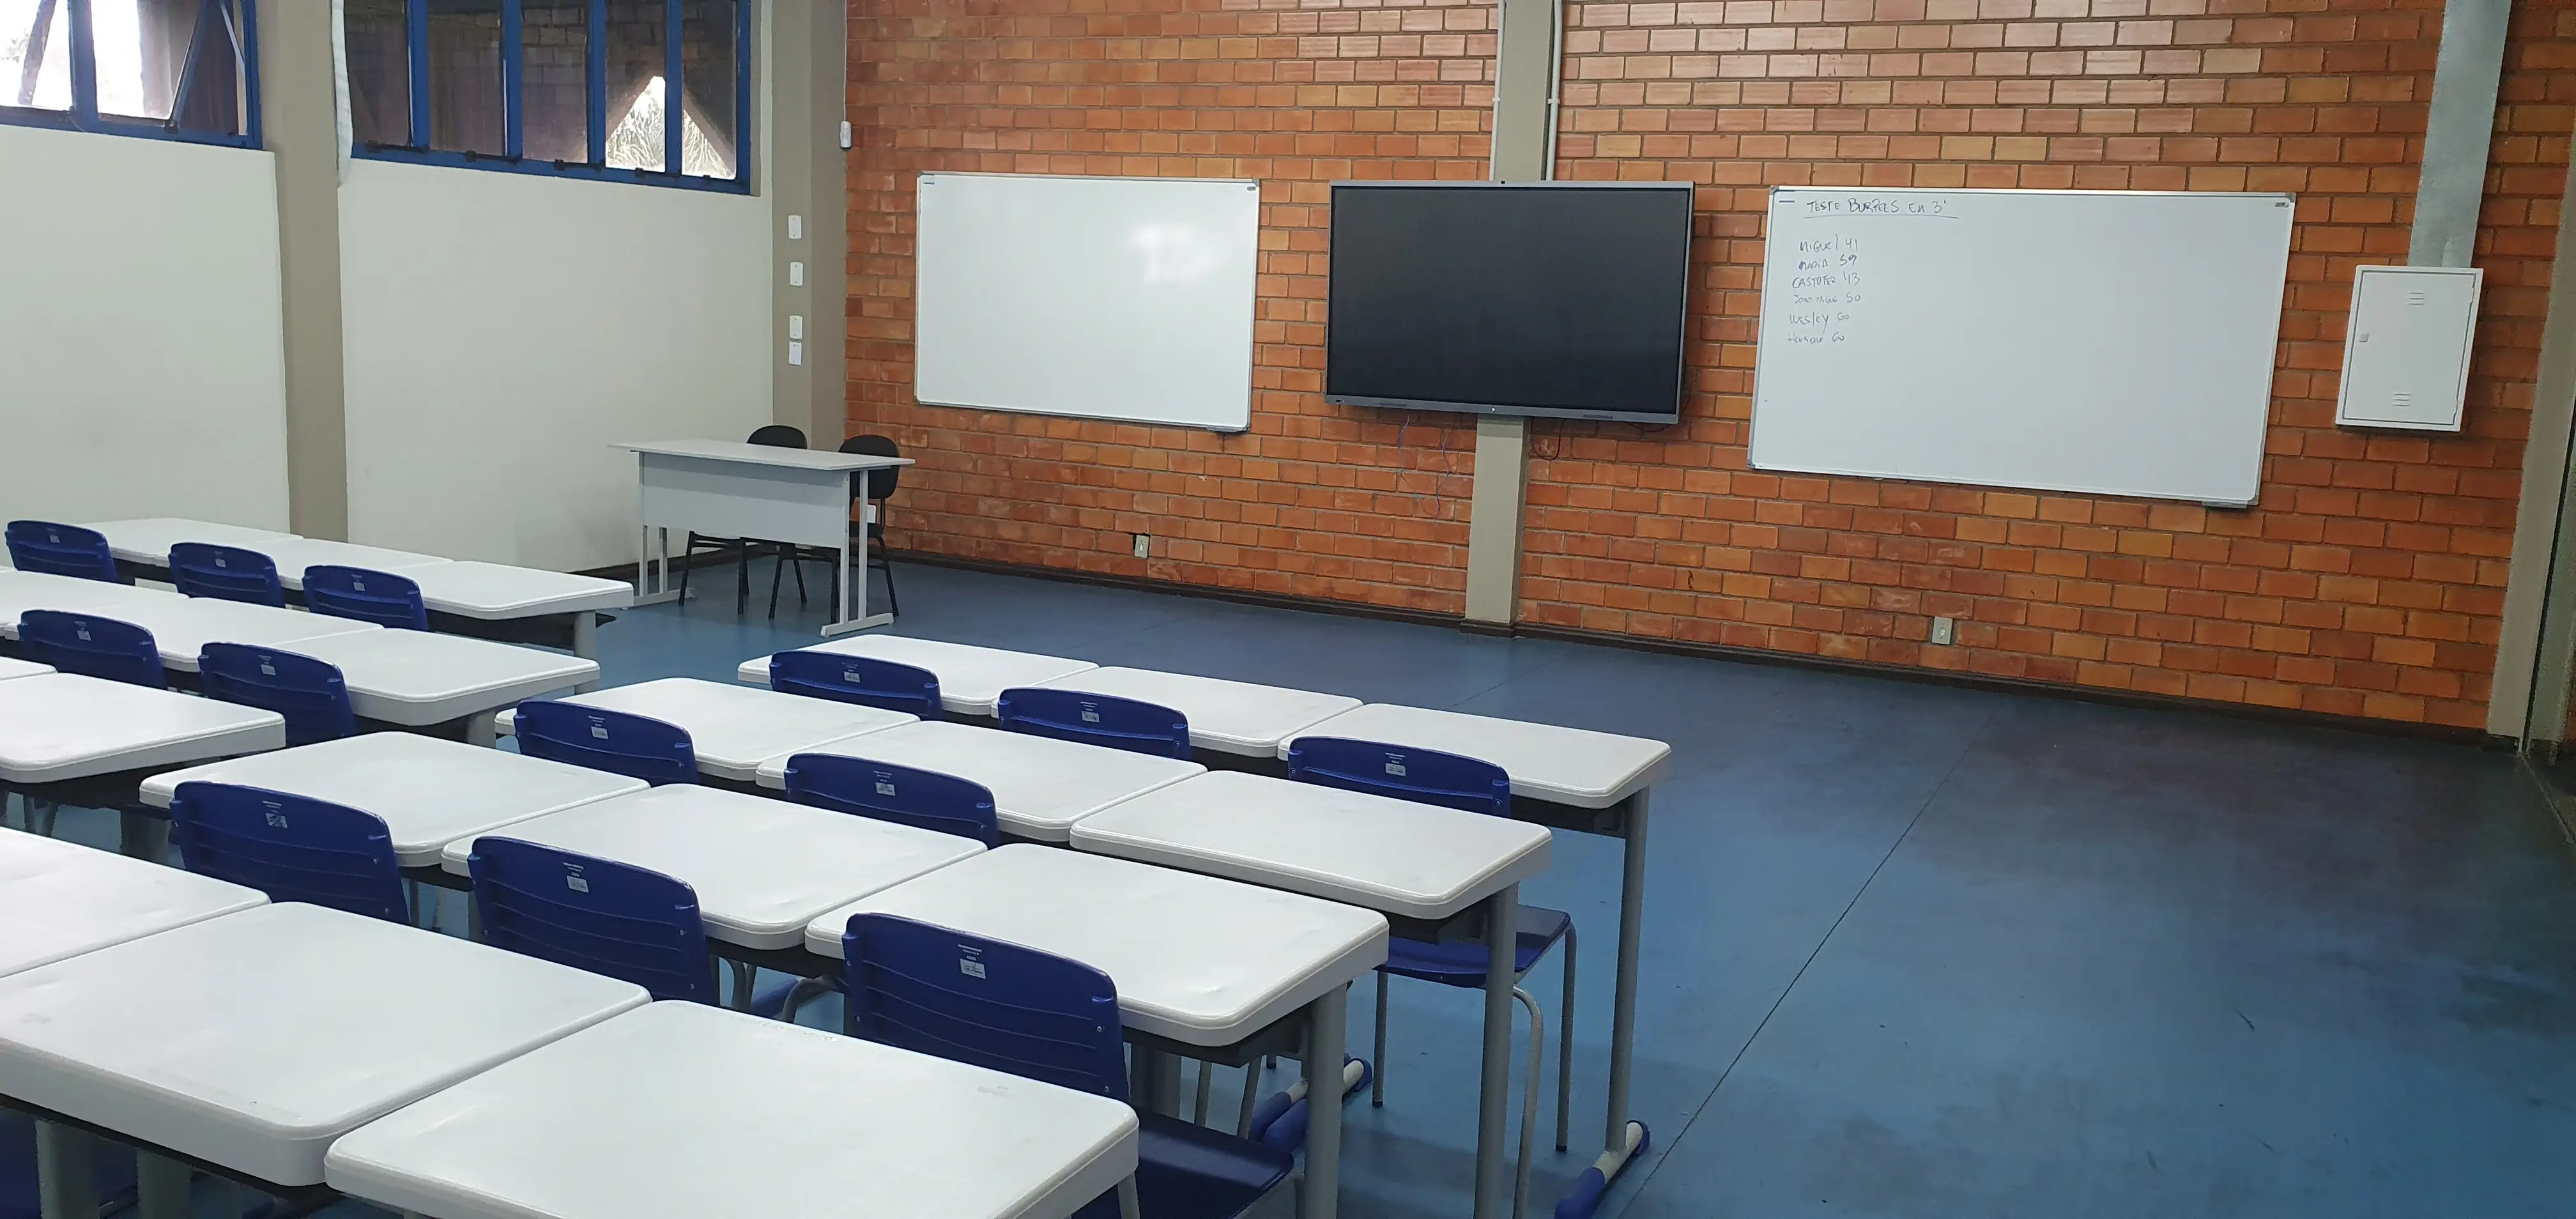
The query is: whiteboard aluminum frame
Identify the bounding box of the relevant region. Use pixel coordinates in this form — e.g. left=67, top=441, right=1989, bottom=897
left=912, top=171, right=1261, bottom=434
left=1322, top=180, right=1696, bottom=424
left=1749, top=185, right=2294, bottom=508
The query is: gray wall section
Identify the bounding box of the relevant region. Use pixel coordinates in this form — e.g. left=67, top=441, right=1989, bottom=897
left=1462, top=0, right=1560, bottom=625
left=257, top=0, right=349, bottom=540
left=2495, top=151, right=2576, bottom=742
left=2408, top=0, right=2510, bottom=269
left=769, top=0, right=850, bottom=446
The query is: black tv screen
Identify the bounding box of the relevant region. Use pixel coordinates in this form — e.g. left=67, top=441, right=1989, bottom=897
left=1325, top=181, right=1694, bottom=424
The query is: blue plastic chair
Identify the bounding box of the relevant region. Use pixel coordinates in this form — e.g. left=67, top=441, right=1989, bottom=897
left=167, top=542, right=284, bottom=606
left=768, top=651, right=942, bottom=719
left=841, top=913, right=1293, bottom=1219
left=468, top=838, right=718, bottom=1004
left=167, top=782, right=411, bottom=923
left=3, top=521, right=121, bottom=582
left=17, top=610, right=164, bottom=688
left=197, top=643, right=357, bottom=747
left=996, top=687, right=1192, bottom=759
left=510, top=701, right=697, bottom=786
left=304, top=565, right=429, bottom=631
left=1286, top=736, right=1577, bottom=1178
left=781, top=754, right=1000, bottom=847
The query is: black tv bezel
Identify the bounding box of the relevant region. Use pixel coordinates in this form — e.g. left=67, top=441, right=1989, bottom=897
left=1322, top=180, right=1696, bottom=426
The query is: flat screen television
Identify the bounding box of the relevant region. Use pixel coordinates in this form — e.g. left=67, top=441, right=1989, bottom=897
left=1324, top=181, right=1694, bottom=425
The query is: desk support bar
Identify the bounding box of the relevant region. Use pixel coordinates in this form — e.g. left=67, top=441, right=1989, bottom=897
left=1474, top=883, right=1519, bottom=1219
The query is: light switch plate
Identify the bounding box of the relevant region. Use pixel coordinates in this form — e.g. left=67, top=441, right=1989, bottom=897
left=788, top=315, right=804, bottom=341
left=787, top=341, right=803, bottom=367
left=2334, top=264, right=2482, bottom=433
left=788, top=215, right=802, bottom=240
left=788, top=261, right=804, bottom=288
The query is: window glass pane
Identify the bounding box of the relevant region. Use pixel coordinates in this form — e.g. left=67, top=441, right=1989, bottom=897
left=602, top=0, right=664, bottom=172
left=675, top=0, right=735, bottom=179
left=521, top=0, right=588, bottom=162
left=1, top=0, right=71, bottom=112
left=90, top=0, right=248, bottom=134
left=425, top=0, right=503, bottom=156
left=345, top=0, right=409, bottom=146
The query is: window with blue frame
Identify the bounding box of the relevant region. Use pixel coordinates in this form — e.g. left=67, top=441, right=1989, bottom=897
left=345, top=0, right=748, bottom=191
left=0, top=0, right=259, bottom=148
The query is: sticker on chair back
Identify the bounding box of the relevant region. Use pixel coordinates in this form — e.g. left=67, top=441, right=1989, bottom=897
left=1080, top=703, right=1101, bottom=724
left=74, top=625, right=91, bottom=641
left=958, top=944, right=986, bottom=979
left=263, top=801, right=289, bottom=829
left=1383, top=755, right=1407, bottom=778
left=589, top=720, right=610, bottom=739
left=260, top=661, right=277, bottom=677
left=875, top=779, right=898, bottom=797
left=564, top=865, right=590, bottom=894
left=843, top=670, right=866, bottom=683
left=214, top=556, right=229, bottom=569
left=351, top=578, right=368, bottom=591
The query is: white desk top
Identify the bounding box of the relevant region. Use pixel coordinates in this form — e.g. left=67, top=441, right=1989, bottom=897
left=618, top=439, right=914, bottom=473
left=253, top=539, right=453, bottom=590
left=1036, top=667, right=1360, bottom=757
left=493, top=678, right=916, bottom=783
left=325, top=1002, right=1138, bottom=1219
left=752, top=719, right=1203, bottom=843
left=139, top=734, right=647, bottom=868
left=103, top=595, right=383, bottom=672
left=0, top=827, right=268, bottom=979
left=1289, top=703, right=1673, bottom=809
left=739, top=635, right=1096, bottom=716
left=0, top=673, right=285, bottom=785
left=1071, top=770, right=1553, bottom=921
left=808, top=845, right=1386, bottom=1046
left=82, top=518, right=298, bottom=565
left=441, top=785, right=984, bottom=950
left=0, top=657, right=50, bottom=681
left=264, top=629, right=597, bottom=726
left=0, top=568, right=181, bottom=631
left=406, top=562, right=634, bottom=618
left=0, top=903, right=648, bottom=1186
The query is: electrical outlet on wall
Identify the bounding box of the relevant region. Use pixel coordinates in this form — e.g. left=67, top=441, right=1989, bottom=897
left=1931, top=617, right=1956, bottom=646
left=1133, top=534, right=1151, bottom=560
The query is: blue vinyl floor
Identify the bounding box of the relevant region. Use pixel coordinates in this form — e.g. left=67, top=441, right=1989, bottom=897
left=25, top=558, right=2576, bottom=1218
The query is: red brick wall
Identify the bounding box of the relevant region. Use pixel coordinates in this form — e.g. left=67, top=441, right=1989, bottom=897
left=845, top=0, right=2576, bottom=728
left=843, top=0, right=1497, bottom=613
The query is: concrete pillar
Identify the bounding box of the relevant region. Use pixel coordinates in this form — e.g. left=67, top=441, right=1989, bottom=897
left=768, top=0, right=850, bottom=445
left=257, top=0, right=349, bottom=539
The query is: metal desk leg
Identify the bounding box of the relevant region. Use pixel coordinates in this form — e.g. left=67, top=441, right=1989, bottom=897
left=34, top=1122, right=96, bottom=1219
left=136, top=1152, right=190, bottom=1219
left=1558, top=792, right=1654, bottom=1219
left=1473, top=884, right=1519, bottom=1219
left=466, top=713, right=497, bottom=748
left=118, top=811, right=167, bottom=862
left=1300, top=984, right=1349, bottom=1219
left=820, top=530, right=893, bottom=637
left=1130, top=1049, right=1184, bottom=1117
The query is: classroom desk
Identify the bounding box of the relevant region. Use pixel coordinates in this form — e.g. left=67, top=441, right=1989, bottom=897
left=73, top=596, right=382, bottom=673
left=0, top=569, right=180, bottom=631
left=1289, top=703, right=1670, bottom=1219
left=139, top=733, right=646, bottom=873
left=0, top=827, right=268, bottom=981
left=1034, top=666, right=1360, bottom=762
left=0, top=658, right=50, bottom=681
left=739, top=634, right=1097, bottom=717
left=0, top=903, right=648, bottom=1219
left=257, top=539, right=456, bottom=590
left=751, top=719, right=1204, bottom=843
left=618, top=440, right=912, bottom=637
left=439, top=785, right=983, bottom=956
left=806, top=845, right=1387, bottom=1219
left=491, top=677, right=916, bottom=785
left=1072, top=769, right=1554, bottom=1214
left=82, top=519, right=297, bottom=570
left=0, top=673, right=286, bottom=858
left=325, top=1002, right=1140, bottom=1219
left=267, top=629, right=598, bottom=743
left=405, top=562, right=632, bottom=665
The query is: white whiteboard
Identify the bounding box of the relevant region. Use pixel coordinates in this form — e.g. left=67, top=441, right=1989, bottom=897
left=1749, top=187, right=2294, bottom=505
left=914, top=172, right=1261, bottom=432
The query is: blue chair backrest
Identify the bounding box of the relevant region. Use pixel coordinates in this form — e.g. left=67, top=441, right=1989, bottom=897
left=781, top=753, right=1000, bottom=847
left=511, top=701, right=697, bottom=786
left=768, top=651, right=941, bottom=719
left=303, top=565, right=429, bottom=631
left=167, top=542, right=284, bottom=606
left=167, top=782, right=410, bottom=922
left=197, top=643, right=357, bottom=747
left=841, top=912, right=1128, bottom=1100
left=995, top=687, right=1191, bottom=759
left=1285, top=735, right=1513, bottom=817
left=468, top=838, right=716, bottom=1003
left=5, top=521, right=122, bottom=582
left=17, top=610, right=164, bottom=689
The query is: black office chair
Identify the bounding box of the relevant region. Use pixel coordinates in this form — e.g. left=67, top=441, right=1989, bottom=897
left=770, top=433, right=902, bottom=620
left=680, top=424, right=806, bottom=613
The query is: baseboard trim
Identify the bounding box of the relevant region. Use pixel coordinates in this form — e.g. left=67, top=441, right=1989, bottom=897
left=884, top=549, right=1469, bottom=631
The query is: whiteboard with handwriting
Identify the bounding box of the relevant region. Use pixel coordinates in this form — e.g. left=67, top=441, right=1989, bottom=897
left=1749, top=187, right=2294, bottom=505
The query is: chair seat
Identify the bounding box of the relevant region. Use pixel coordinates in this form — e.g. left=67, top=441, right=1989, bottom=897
left=1381, top=905, right=1571, bottom=986
left=1076, top=1114, right=1294, bottom=1219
